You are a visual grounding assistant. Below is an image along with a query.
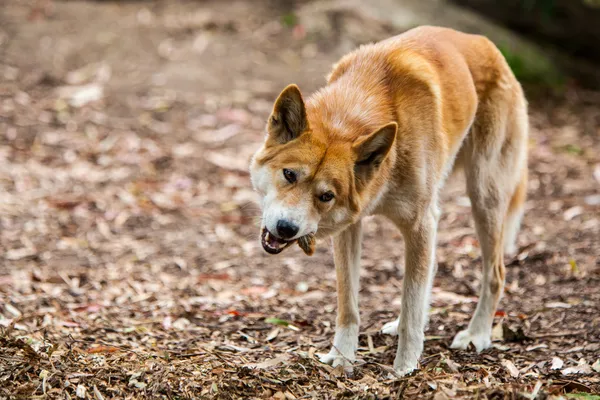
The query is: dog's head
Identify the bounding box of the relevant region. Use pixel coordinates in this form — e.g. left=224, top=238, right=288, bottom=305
left=250, top=84, right=396, bottom=255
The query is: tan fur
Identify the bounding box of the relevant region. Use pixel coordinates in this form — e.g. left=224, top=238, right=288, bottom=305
left=250, top=26, right=528, bottom=375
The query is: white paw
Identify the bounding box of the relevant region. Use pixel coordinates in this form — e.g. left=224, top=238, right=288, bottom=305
left=318, top=324, right=358, bottom=369
left=394, top=366, right=416, bottom=377
left=505, top=243, right=518, bottom=257
left=318, top=351, right=354, bottom=368
left=393, top=356, right=418, bottom=376
left=381, top=318, right=399, bottom=336
left=450, top=329, right=492, bottom=352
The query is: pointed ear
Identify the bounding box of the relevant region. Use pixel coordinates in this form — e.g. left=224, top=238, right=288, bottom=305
left=267, top=84, right=308, bottom=144
left=352, top=122, right=397, bottom=182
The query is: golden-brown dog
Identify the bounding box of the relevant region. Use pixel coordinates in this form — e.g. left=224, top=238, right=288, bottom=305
left=250, top=26, right=528, bottom=375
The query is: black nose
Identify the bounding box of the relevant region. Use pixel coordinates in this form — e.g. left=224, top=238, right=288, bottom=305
left=276, top=220, right=299, bottom=239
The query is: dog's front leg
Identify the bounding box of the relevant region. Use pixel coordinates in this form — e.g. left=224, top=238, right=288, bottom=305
left=319, top=220, right=362, bottom=369
left=392, top=208, right=438, bottom=375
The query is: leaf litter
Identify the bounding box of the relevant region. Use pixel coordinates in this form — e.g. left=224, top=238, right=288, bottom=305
left=1, top=0, right=599, bottom=398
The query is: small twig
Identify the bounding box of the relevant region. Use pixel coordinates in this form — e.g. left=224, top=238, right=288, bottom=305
left=395, top=380, right=408, bottom=399
left=528, top=330, right=587, bottom=339
left=168, top=352, right=206, bottom=358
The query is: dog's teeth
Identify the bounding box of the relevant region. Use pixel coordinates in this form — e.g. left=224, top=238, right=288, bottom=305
left=265, top=232, right=270, bottom=241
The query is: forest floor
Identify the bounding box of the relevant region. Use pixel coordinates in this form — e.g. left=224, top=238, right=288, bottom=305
left=0, top=1, right=599, bottom=399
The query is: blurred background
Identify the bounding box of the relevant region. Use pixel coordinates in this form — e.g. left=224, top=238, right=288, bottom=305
left=1, top=1, right=599, bottom=398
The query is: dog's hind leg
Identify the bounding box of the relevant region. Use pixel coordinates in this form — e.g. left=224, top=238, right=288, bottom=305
left=504, top=168, right=527, bottom=255
left=319, top=221, right=363, bottom=369
left=451, top=86, right=528, bottom=351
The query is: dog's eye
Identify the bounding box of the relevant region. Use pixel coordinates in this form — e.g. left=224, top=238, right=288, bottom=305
left=319, top=191, right=335, bottom=202
left=283, top=168, right=296, bottom=183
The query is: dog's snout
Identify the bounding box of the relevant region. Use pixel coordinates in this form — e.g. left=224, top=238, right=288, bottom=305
left=276, top=220, right=299, bottom=239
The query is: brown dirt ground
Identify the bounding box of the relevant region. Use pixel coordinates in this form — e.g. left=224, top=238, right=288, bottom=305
left=0, top=1, right=599, bottom=399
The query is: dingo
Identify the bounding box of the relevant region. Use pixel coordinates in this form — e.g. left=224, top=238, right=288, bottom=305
left=250, top=26, right=528, bottom=375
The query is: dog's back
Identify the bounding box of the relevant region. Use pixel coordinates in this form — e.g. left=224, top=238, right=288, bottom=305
left=327, top=26, right=521, bottom=157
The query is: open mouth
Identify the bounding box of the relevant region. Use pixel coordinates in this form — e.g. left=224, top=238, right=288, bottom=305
left=261, top=227, right=296, bottom=254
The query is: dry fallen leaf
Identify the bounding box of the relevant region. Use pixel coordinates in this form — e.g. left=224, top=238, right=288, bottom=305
left=444, top=357, right=461, bottom=373
left=266, top=327, right=280, bottom=342
left=551, top=357, right=564, bottom=370
left=76, top=384, right=86, bottom=398
left=563, top=206, right=583, bottom=221
left=56, top=84, right=104, bottom=107
left=433, top=391, right=450, bottom=400
left=501, top=359, right=520, bottom=378
left=561, top=359, right=592, bottom=375
left=246, top=354, right=290, bottom=369
left=525, top=344, right=548, bottom=351
left=431, top=289, right=477, bottom=305
left=545, top=302, right=571, bottom=309
left=87, top=345, right=119, bottom=354
left=592, top=163, right=600, bottom=184
left=93, top=385, right=105, bottom=400
left=530, top=381, right=542, bottom=399
left=592, top=359, right=600, bottom=373
left=5, top=248, right=36, bottom=261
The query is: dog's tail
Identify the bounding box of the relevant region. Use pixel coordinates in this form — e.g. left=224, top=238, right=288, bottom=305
left=504, top=168, right=527, bottom=256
